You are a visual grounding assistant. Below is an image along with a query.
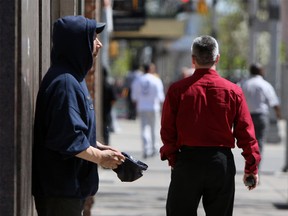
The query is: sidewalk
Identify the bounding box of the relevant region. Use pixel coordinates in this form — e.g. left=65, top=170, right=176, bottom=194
left=92, top=119, right=288, bottom=216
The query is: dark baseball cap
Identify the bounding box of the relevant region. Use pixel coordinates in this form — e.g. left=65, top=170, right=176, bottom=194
left=96, top=22, right=106, bottom=33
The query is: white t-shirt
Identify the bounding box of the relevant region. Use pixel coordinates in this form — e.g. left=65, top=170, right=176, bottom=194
left=240, top=75, right=279, bottom=114
left=131, top=73, right=165, bottom=112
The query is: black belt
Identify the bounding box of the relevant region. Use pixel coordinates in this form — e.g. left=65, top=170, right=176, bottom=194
left=180, top=145, right=230, bottom=152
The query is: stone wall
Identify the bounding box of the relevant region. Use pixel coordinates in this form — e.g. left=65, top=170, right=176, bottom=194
left=19, top=1, right=40, bottom=215
left=85, top=0, right=104, bottom=142
left=0, top=0, right=85, bottom=215
left=0, top=0, right=18, bottom=215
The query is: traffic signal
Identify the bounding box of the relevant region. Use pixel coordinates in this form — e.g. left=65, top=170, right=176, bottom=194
left=109, top=40, right=119, bottom=58
left=197, top=0, right=208, bottom=15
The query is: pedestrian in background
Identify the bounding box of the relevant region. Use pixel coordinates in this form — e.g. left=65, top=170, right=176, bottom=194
left=131, top=63, right=165, bottom=159
left=240, top=63, right=281, bottom=154
left=160, top=35, right=261, bottom=216
left=123, top=63, right=142, bottom=120
left=102, top=67, right=117, bottom=145
left=32, top=16, right=125, bottom=216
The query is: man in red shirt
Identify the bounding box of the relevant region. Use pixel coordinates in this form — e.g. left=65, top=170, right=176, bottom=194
left=160, top=35, right=261, bottom=216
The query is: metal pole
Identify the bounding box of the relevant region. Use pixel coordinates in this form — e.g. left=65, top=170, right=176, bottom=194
left=266, top=0, right=281, bottom=143
left=248, top=0, right=258, bottom=65
left=211, top=0, right=217, bottom=39
left=282, top=63, right=288, bottom=173
left=267, top=0, right=281, bottom=94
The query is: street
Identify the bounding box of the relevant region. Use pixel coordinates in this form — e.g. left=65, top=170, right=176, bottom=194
left=92, top=118, right=288, bottom=216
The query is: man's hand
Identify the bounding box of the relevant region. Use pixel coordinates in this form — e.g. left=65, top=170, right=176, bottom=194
left=243, top=173, right=259, bottom=190
left=97, top=141, right=121, bottom=152
left=76, top=146, right=125, bottom=169
left=97, top=149, right=125, bottom=169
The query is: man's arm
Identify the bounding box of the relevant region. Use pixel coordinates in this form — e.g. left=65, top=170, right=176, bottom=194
left=76, top=145, right=124, bottom=169
left=274, top=105, right=281, bottom=119
left=234, top=92, right=261, bottom=190
left=160, top=86, right=179, bottom=167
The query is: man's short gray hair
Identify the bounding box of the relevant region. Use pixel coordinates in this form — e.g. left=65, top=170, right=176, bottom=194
left=191, top=35, right=219, bottom=66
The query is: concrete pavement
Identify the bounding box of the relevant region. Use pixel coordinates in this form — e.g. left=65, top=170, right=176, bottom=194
left=92, top=119, right=288, bottom=216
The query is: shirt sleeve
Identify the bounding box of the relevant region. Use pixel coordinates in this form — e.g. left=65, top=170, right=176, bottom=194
left=160, top=85, right=180, bottom=167
left=233, top=91, right=261, bottom=174
left=157, top=79, right=165, bottom=103
left=264, top=82, right=279, bottom=107
left=44, top=78, right=91, bottom=157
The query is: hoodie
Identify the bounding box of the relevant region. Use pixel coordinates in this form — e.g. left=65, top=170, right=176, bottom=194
left=32, top=16, right=103, bottom=199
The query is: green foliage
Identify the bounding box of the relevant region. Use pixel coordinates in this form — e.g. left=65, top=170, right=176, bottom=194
left=217, top=4, right=248, bottom=71
left=201, top=0, right=249, bottom=76
left=110, top=49, right=132, bottom=78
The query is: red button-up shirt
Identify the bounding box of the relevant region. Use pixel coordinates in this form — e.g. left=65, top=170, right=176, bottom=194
left=160, top=69, right=261, bottom=174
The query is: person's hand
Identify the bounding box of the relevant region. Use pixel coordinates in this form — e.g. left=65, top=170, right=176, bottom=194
left=98, top=150, right=125, bottom=170
left=97, top=142, right=121, bottom=153
left=243, top=173, right=259, bottom=190
left=76, top=146, right=125, bottom=169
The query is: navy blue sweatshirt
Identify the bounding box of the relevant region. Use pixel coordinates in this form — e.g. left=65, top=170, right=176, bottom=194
left=32, top=16, right=100, bottom=199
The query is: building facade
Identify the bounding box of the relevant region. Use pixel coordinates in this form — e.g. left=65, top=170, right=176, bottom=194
left=0, top=0, right=102, bottom=215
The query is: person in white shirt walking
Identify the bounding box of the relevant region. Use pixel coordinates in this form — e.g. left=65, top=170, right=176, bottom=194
left=240, top=63, right=281, bottom=154
left=131, top=63, right=165, bottom=158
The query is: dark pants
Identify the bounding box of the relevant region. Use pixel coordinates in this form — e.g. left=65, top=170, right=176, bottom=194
left=127, top=89, right=137, bottom=120
left=251, top=113, right=269, bottom=154
left=103, top=115, right=112, bottom=145
left=34, top=197, right=85, bottom=216
left=166, top=147, right=236, bottom=216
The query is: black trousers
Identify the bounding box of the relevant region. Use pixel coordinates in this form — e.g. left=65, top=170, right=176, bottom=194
left=166, top=147, right=236, bottom=216
left=34, top=197, right=85, bottom=216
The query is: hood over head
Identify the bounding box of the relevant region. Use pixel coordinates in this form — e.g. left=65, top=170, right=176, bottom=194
left=51, top=15, right=105, bottom=78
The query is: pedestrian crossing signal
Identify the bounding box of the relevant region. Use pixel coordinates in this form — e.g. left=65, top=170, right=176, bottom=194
left=197, top=0, right=208, bottom=15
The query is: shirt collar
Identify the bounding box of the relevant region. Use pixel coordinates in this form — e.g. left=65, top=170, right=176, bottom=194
left=251, top=74, right=263, bottom=79
left=193, top=68, right=218, bottom=77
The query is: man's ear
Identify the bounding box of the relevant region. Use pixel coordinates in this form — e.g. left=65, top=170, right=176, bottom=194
left=215, top=54, right=220, bottom=64
left=192, top=55, right=196, bottom=65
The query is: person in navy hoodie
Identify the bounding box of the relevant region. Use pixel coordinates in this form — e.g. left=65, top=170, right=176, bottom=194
left=32, top=16, right=125, bottom=216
